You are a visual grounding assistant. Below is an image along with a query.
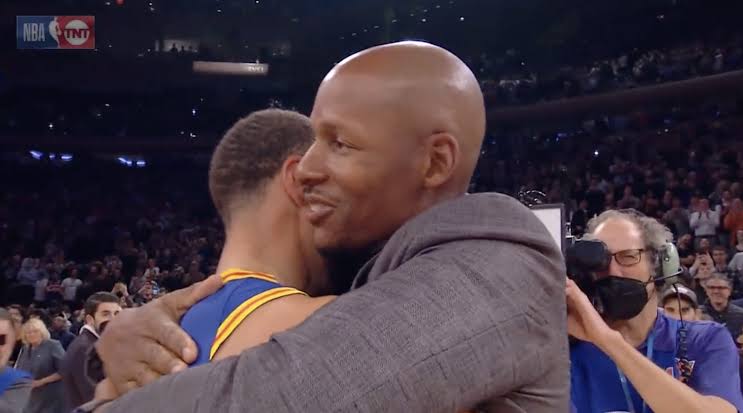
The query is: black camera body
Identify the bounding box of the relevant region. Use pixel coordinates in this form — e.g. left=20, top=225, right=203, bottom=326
left=566, top=239, right=610, bottom=292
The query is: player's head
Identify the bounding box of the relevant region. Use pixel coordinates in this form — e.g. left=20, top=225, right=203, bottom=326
left=297, top=41, right=486, bottom=254
left=209, top=109, right=314, bottom=226
left=661, top=284, right=700, bottom=321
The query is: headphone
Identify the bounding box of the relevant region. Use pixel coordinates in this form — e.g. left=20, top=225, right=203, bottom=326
left=652, top=242, right=682, bottom=286
left=654, top=241, right=694, bottom=383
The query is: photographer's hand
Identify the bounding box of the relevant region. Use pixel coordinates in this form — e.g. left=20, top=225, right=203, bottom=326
left=566, top=278, right=615, bottom=346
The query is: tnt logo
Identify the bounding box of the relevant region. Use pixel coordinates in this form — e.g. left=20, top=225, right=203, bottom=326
left=17, top=16, right=95, bottom=49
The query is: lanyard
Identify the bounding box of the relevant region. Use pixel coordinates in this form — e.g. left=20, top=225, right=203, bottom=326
left=617, top=330, right=655, bottom=413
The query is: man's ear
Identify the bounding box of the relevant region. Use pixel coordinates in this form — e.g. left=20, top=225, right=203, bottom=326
left=421, top=133, right=459, bottom=189
left=85, top=314, right=95, bottom=326
left=281, top=155, right=305, bottom=207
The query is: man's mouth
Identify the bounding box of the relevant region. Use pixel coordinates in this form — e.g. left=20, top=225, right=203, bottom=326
left=304, top=194, right=335, bottom=224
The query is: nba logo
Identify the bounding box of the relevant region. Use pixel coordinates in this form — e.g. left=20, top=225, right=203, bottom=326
left=17, top=16, right=95, bottom=49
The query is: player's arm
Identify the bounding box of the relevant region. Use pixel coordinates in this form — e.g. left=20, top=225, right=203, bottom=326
left=212, top=295, right=336, bottom=361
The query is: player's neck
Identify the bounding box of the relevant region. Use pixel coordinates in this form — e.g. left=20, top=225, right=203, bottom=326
left=217, top=205, right=307, bottom=291
left=609, top=300, right=658, bottom=348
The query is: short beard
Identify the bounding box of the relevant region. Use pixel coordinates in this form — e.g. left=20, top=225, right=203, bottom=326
left=320, top=242, right=385, bottom=295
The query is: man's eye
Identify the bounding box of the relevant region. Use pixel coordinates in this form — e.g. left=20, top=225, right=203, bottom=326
left=330, top=139, right=351, bottom=151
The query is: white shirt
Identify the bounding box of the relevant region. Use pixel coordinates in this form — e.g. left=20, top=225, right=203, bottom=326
left=690, top=208, right=720, bottom=237
left=61, top=277, right=83, bottom=301
left=729, top=252, right=743, bottom=273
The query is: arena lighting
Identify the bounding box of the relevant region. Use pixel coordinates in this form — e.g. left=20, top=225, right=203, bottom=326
left=60, top=154, right=73, bottom=162
left=117, top=157, right=133, bottom=166
left=29, top=150, right=43, bottom=160
left=136, top=160, right=146, bottom=167
left=193, top=61, right=269, bottom=76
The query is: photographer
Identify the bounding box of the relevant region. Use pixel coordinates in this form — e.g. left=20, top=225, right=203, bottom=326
left=568, top=209, right=743, bottom=413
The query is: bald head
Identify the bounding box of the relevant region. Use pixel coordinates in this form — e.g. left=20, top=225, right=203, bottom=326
left=320, top=41, right=486, bottom=191
left=297, top=41, right=485, bottom=252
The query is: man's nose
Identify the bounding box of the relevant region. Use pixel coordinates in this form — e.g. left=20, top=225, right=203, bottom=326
left=296, top=142, right=328, bottom=188
left=606, top=256, right=623, bottom=276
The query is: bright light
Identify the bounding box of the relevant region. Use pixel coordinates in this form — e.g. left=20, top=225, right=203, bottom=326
left=459, top=16, right=464, bottom=21
left=136, top=160, right=146, bottom=167
left=191, top=108, right=197, bottom=116
left=48, top=123, right=54, bottom=130
left=60, top=154, right=73, bottom=162
left=594, top=150, right=599, bottom=156
left=29, top=151, right=44, bottom=160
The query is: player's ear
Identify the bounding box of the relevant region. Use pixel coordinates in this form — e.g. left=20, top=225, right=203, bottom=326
left=281, top=155, right=304, bottom=207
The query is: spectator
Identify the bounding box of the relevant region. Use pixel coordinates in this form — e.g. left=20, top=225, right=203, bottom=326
left=110, top=283, right=133, bottom=309
left=701, top=275, right=743, bottom=341
left=0, top=308, right=32, bottom=412
left=724, top=199, right=743, bottom=247
left=660, top=284, right=702, bottom=321
left=676, top=234, right=696, bottom=268
left=663, top=197, right=691, bottom=237
left=15, top=318, right=65, bottom=413
left=16, top=258, right=41, bottom=305
left=49, top=316, right=75, bottom=350
left=571, top=199, right=590, bottom=237
left=61, top=292, right=121, bottom=410
left=61, top=269, right=82, bottom=309
left=690, top=199, right=720, bottom=245
left=7, top=305, right=24, bottom=367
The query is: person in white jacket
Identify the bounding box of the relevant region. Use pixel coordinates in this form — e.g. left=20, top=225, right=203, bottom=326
left=690, top=198, right=720, bottom=244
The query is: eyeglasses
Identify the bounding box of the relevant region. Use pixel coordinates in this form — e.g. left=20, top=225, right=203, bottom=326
left=610, top=249, right=646, bottom=267
left=706, top=285, right=731, bottom=291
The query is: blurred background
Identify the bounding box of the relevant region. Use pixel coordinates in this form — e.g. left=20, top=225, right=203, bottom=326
left=2, top=0, right=743, bottom=386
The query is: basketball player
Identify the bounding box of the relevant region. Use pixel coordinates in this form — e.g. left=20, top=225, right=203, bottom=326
left=92, top=41, right=567, bottom=413
left=179, top=109, right=335, bottom=365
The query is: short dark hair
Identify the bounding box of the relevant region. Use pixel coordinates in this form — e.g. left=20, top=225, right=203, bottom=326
left=209, top=109, right=313, bottom=222
left=711, top=245, right=727, bottom=254
left=7, top=304, right=24, bottom=320
left=84, top=292, right=119, bottom=317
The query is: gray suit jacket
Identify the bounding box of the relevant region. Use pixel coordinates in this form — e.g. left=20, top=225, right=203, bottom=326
left=106, top=193, right=569, bottom=412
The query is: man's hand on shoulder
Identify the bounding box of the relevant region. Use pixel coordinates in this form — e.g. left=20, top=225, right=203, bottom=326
left=96, top=274, right=223, bottom=394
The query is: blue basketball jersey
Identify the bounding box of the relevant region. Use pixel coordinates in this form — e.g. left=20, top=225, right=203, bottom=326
left=180, top=268, right=306, bottom=366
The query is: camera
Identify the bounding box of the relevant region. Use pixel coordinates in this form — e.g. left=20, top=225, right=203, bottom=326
left=565, top=239, right=611, bottom=298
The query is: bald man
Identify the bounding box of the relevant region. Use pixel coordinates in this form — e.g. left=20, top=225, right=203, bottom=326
left=89, top=41, right=567, bottom=413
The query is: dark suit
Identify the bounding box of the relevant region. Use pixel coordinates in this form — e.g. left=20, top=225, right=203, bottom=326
left=61, top=327, right=99, bottom=411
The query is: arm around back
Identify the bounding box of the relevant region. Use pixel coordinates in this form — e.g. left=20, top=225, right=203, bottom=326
left=105, top=213, right=567, bottom=412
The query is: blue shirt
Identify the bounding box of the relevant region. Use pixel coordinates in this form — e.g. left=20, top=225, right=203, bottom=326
left=571, top=309, right=743, bottom=413
left=180, top=268, right=305, bottom=366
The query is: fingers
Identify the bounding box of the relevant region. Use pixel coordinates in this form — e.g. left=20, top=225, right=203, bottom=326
left=134, top=365, right=165, bottom=388
left=162, top=274, right=223, bottom=318
left=141, top=327, right=191, bottom=374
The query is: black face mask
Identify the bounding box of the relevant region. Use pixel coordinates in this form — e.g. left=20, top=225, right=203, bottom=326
left=594, top=276, right=652, bottom=320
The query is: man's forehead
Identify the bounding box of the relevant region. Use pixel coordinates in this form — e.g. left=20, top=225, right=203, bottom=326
left=593, top=218, right=643, bottom=250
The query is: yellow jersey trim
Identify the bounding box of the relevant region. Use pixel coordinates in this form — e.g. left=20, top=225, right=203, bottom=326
left=208, top=286, right=307, bottom=360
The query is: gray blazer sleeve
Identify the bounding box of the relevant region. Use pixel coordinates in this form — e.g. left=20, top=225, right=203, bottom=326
left=0, top=377, right=32, bottom=413
left=105, top=237, right=567, bottom=412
